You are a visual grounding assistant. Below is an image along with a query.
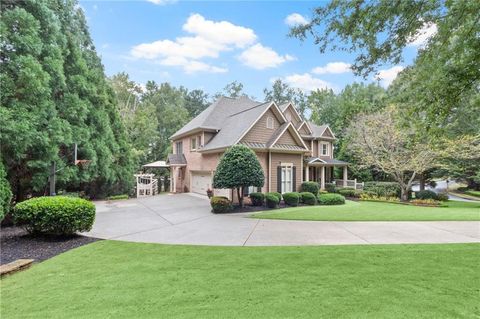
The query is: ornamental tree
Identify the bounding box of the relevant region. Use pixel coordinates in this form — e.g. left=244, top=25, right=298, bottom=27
left=213, top=145, right=264, bottom=207
left=346, top=107, right=437, bottom=201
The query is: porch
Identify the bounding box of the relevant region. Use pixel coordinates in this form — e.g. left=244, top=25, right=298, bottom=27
left=303, top=157, right=363, bottom=190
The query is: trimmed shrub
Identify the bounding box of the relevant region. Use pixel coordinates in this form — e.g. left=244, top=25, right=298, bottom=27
left=415, top=190, right=437, bottom=200
left=249, top=192, right=265, bottom=206
left=13, top=196, right=96, bottom=235
left=108, top=194, right=129, bottom=200
left=325, top=183, right=336, bottom=193
left=410, top=199, right=441, bottom=206
left=359, top=193, right=400, bottom=203
left=299, top=182, right=319, bottom=196
left=317, top=193, right=345, bottom=205
left=436, top=192, right=449, bottom=201
left=300, top=192, right=316, bottom=205
left=319, top=190, right=328, bottom=194
left=265, top=193, right=280, bottom=208
left=267, top=192, right=282, bottom=202
left=210, top=196, right=232, bottom=214
left=283, top=192, right=300, bottom=207
left=364, top=182, right=402, bottom=198
left=338, top=188, right=356, bottom=197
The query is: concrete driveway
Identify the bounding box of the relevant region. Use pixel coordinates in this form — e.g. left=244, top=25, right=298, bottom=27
left=84, top=193, right=480, bottom=246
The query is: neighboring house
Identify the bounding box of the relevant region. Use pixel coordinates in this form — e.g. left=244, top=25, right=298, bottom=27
left=167, top=96, right=355, bottom=199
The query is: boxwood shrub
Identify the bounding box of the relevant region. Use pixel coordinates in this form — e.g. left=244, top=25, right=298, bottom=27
left=265, top=193, right=280, bottom=208
left=338, top=188, right=356, bottom=197
left=415, top=190, right=437, bottom=200
left=13, top=196, right=96, bottom=235
left=299, top=182, right=319, bottom=196
left=436, top=192, right=449, bottom=201
left=210, top=196, right=233, bottom=214
left=283, top=192, right=300, bottom=207
left=317, top=193, right=345, bottom=205
left=325, top=183, right=336, bottom=193
left=267, top=192, right=282, bottom=202
left=249, top=192, right=265, bottom=206
left=300, top=192, right=316, bottom=205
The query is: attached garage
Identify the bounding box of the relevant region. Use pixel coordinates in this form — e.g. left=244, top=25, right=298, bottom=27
left=191, top=172, right=212, bottom=195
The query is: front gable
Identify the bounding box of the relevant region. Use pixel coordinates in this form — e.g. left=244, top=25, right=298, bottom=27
left=270, top=122, right=309, bottom=151
left=283, top=103, right=302, bottom=127
left=274, top=128, right=301, bottom=147
left=241, top=108, right=282, bottom=144
left=321, top=126, right=335, bottom=138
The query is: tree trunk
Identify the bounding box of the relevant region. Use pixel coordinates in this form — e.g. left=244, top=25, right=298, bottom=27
left=236, top=187, right=244, bottom=208
left=419, top=173, right=425, bottom=191
left=400, top=187, right=409, bottom=202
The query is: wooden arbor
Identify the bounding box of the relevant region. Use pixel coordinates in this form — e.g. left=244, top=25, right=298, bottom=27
left=134, top=174, right=158, bottom=197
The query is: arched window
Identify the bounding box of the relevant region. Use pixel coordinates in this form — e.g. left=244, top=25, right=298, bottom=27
left=266, top=117, right=274, bottom=129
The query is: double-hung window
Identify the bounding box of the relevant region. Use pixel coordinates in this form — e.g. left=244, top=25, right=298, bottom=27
left=176, top=141, right=183, bottom=154
left=320, top=143, right=329, bottom=156
left=191, top=137, right=197, bottom=151
left=281, top=164, right=293, bottom=193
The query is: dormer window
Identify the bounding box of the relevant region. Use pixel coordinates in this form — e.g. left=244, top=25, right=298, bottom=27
left=190, top=137, right=197, bottom=151
left=266, top=117, right=274, bottom=129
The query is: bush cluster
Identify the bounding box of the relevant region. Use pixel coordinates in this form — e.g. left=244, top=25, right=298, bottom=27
left=410, top=199, right=441, bottom=206
left=364, top=182, right=402, bottom=198
left=265, top=193, right=280, bottom=208
left=210, top=196, right=233, bottom=214
left=317, top=193, right=345, bottom=205
left=300, top=192, right=316, bottom=205
left=338, top=188, right=356, bottom=197
left=249, top=192, right=265, bottom=206
left=324, top=183, right=336, bottom=193
left=283, top=192, right=300, bottom=207
left=359, top=193, right=400, bottom=203
left=267, top=192, right=282, bottom=202
left=299, top=182, right=319, bottom=196
left=414, top=190, right=437, bottom=200
left=13, top=196, right=96, bottom=235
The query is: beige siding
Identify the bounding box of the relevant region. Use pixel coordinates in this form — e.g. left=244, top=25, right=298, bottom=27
left=275, top=129, right=299, bottom=146
left=283, top=105, right=301, bottom=127
left=299, top=125, right=310, bottom=135
left=241, top=109, right=280, bottom=144
left=322, top=128, right=334, bottom=138
left=270, top=153, right=302, bottom=193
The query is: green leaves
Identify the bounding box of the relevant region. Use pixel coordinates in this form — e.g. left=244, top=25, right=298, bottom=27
left=213, top=145, right=265, bottom=189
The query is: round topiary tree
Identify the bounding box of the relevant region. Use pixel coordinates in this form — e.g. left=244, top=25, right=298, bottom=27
left=213, top=145, right=264, bottom=207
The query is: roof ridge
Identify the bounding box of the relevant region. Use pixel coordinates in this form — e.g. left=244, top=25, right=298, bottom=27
left=227, top=101, right=270, bottom=118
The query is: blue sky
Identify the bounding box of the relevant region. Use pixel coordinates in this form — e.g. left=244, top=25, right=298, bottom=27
left=80, top=0, right=427, bottom=99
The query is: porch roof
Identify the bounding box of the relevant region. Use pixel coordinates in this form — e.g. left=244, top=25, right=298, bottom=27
left=167, top=154, right=187, bottom=166
left=305, top=157, right=349, bottom=166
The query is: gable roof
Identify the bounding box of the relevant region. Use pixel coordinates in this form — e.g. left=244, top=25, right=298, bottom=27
left=305, top=122, right=336, bottom=139
left=279, top=102, right=303, bottom=123
left=267, top=122, right=308, bottom=150
left=171, top=96, right=261, bottom=139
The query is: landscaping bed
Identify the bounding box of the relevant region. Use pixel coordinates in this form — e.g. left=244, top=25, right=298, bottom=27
left=0, top=225, right=100, bottom=265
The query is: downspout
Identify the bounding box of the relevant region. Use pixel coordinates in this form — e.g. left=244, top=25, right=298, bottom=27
left=268, top=151, right=271, bottom=192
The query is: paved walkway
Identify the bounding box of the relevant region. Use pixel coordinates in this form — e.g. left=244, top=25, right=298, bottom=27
left=84, top=194, right=480, bottom=246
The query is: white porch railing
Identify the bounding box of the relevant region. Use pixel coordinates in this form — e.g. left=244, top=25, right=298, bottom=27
left=334, top=179, right=364, bottom=190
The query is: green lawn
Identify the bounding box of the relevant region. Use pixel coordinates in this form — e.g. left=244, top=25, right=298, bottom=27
left=252, top=200, right=480, bottom=221
left=1, top=241, right=479, bottom=318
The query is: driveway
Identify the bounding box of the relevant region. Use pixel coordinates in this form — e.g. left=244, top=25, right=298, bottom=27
left=84, top=193, right=480, bottom=246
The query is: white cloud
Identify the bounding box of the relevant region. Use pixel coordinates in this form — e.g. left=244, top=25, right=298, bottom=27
left=183, top=13, right=257, bottom=48
left=146, top=0, right=177, bottom=5
left=159, top=56, right=227, bottom=74
left=375, top=66, right=404, bottom=87
left=312, top=62, right=351, bottom=74
left=279, top=73, right=334, bottom=92
left=238, top=44, right=295, bottom=70
left=407, top=22, right=437, bottom=47
left=131, top=13, right=258, bottom=73
left=285, top=13, right=309, bottom=26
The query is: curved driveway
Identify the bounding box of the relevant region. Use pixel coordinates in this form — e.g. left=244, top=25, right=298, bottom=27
left=84, top=193, right=480, bottom=246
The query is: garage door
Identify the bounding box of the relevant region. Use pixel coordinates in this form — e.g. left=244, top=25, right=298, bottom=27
left=191, top=172, right=211, bottom=195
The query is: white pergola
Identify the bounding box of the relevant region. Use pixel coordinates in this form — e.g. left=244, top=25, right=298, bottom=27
left=134, top=161, right=170, bottom=197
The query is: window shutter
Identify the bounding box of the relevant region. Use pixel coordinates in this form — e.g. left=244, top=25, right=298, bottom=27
left=292, top=166, right=296, bottom=191
left=277, top=166, right=282, bottom=193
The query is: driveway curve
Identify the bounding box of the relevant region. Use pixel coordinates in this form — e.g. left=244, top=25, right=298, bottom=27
left=84, top=193, right=480, bottom=246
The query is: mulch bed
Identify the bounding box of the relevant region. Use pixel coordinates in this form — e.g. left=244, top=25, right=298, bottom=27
left=1, top=226, right=101, bottom=265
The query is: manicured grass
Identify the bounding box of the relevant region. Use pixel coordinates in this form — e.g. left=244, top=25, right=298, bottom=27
left=1, top=241, right=479, bottom=318
left=252, top=200, right=480, bottom=221
left=465, top=190, right=480, bottom=198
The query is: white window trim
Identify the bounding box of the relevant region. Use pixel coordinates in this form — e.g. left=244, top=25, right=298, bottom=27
left=266, top=116, right=274, bottom=129
left=281, top=163, right=293, bottom=194
left=320, top=142, right=329, bottom=156
left=190, top=137, right=197, bottom=151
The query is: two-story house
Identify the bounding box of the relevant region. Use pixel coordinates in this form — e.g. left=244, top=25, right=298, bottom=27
left=167, top=96, right=351, bottom=200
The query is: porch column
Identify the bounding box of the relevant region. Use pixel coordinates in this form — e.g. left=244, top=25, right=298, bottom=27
left=320, top=166, right=325, bottom=190
left=172, top=167, right=177, bottom=193
left=343, top=166, right=348, bottom=187
left=305, top=165, right=309, bottom=181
